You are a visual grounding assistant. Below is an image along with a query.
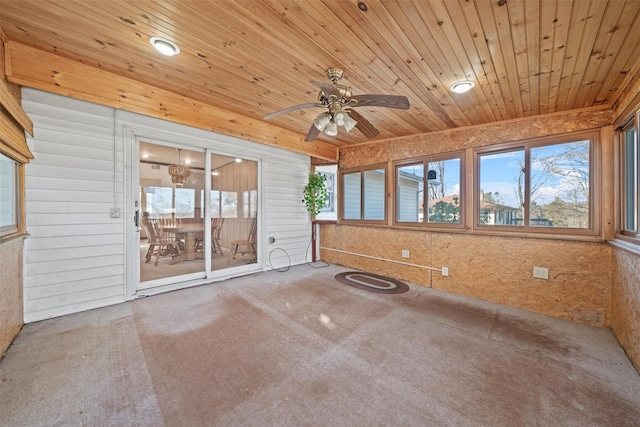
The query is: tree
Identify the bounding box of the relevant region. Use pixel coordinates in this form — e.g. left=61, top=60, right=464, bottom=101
left=513, top=141, right=590, bottom=226
left=428, top=198, right=460, bottom=223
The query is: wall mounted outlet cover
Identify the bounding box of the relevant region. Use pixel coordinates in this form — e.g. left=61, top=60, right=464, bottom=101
left=533, top=266, right=549, bottom=280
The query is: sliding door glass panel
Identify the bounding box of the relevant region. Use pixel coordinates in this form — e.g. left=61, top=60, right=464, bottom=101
left=139, top=143, right=205, bottom=284
left=212, top=154, right=258, bottom=269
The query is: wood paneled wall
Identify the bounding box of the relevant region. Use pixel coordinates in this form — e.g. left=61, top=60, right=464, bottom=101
left=611, top=247, right=640, bottom=371
left=5, top=42, right=337, bottom=162
left=0, top=237, right=24, bottom=355
left=609, top=61, right=640, bottom=371
left=321, top=108, right=616, bottom=327
left=321, top=225, right=610, bottom=326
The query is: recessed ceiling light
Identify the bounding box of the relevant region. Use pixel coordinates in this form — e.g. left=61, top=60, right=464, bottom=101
left=235, top=158, right=242, bottom=163
left=149, top=36, right=180, bottom=56
left=449, top=80, right=475, bottom=94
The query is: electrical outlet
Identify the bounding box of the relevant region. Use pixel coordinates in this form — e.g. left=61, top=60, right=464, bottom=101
left=441, top=266, right=449, bottom=277
left=110, top=208, right=121, bottom=218
left=401, top=250, right=410, bottom=258
left=533, top=266, right=549, bottom=280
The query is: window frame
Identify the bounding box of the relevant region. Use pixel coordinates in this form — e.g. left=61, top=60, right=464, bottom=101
left=339, top=162, right=387, bottom=224
left=392, top=150, right=465, bottom=230
left=0, top=153, right=23, bottom=239
left=473, top=130, right=601, bottom=237
left=616, top=108, right=640, bottom=243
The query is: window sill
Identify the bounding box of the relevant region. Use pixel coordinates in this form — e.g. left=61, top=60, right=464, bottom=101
left=313, top=219, right=337, bottom=225
left=0, top=231, right=29, bottom=245
left=329, top=222, right=607, bottom=243
left=608, top=239, right=640, bottom=256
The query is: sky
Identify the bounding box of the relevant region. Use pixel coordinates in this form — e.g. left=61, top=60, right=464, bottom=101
left=480, top=141, right=589, bottom=208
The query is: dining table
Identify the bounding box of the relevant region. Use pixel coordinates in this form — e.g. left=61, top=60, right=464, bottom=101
left=162, top=223, right=205, bottom=265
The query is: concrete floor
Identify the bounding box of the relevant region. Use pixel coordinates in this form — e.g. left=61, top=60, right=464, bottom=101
left=1, top=264, right=639, bottom=426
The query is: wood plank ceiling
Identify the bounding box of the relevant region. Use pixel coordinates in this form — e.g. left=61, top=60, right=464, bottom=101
left=2, top=0, right=640, bottom=150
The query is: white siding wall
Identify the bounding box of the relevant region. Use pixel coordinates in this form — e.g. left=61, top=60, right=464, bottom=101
left=22, top=90, right=125, bottom=323
left=264, top=156, right=313, bottom=267
left=398, top=178, right=420, bottom=222
left=343, top=172, right=361, bottom=219
left=22, top=88, right=311, bottom=322
left=363, top=170, right=385, bottom=220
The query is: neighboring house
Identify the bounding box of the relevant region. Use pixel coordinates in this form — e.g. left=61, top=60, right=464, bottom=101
left=479, top=200, right=520, bottom=225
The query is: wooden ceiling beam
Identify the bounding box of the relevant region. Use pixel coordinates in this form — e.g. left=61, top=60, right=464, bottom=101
left=4, top=42, right=338, bottom=161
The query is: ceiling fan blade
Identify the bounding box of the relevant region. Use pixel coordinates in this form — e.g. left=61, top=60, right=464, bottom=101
left=304, top=123, right=320, bottom=142
left=350, top=94, right=410, bottom=110
left=347, top=109, right=380, bottom=139
left=310, top=81, right=340, bottom=98
left=263, top=102, right=323, bottom=120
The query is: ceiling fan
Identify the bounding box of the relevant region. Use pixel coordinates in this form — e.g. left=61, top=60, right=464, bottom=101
left=263, top=68, right=410, bottom=142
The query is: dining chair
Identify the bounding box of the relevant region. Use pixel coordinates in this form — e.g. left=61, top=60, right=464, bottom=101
left=227, top=218, right=257, bottom=264
left=140, top=216, right=158, bottom=264
left=152, top=220, right=182, bottom=266
left=211, top=217, right=225, bottom=256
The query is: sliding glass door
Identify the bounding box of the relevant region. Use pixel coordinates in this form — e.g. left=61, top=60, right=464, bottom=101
left=210, top=154, right=258, bottom=270
left=136, top=141, right=259, bottom=290
left=138, top=142, right=206, bottom=286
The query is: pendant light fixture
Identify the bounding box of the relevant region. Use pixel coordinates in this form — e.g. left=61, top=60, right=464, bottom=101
left=168, top=148, right=190, bottom=186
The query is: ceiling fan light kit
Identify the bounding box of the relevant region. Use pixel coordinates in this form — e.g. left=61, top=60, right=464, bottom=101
left=313, top=112, right=331, bottom=131
left=264, top=68, right=410, bottom=142
left=324, top=121, right=339, bottom=136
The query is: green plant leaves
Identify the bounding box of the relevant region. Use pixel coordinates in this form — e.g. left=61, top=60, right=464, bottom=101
left=302, top=172, right=328, bottom=216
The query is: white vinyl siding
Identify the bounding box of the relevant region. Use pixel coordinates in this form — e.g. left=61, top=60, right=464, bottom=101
left=263, top=155, right=313, bottom=268
left=343, top=172, right=361, bottom=220
left=22, top=91, right=125, bottom=322
left=342, top=168, right=386, bottom=222
left=363, top=169, right=385, bottom=220
left=398, top=178, right=420, bottom=222
left=22, top=88, right=311, bottom=322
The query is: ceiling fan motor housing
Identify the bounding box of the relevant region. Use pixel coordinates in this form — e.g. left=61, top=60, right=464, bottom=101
left=326, top=67, right=344, bottom=83
left=264, top=66, right=409, bottom=142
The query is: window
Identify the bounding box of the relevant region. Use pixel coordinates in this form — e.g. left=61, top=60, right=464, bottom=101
left=145, top=186, right=195, bottom=218
left=475, top=132, right=598, bottom=235
left=221, top=191, right=237, bottom=218
left=315, top=164, right=338, bottom=221
left=341, top=165, right=386, bottom=222
left=0, top=153, right=19, bottom=237
left=242, top=190, right=257, bottom=218
left=619, top=112, right=639, bottom=240
left=395, top=153, right=463, bottom=226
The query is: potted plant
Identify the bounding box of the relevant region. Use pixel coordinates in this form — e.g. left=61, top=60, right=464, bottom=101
left=302, top=172, right=328, bottom=216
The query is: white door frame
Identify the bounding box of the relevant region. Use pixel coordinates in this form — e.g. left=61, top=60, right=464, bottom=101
left=122, top=121, right=265, bottom=300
